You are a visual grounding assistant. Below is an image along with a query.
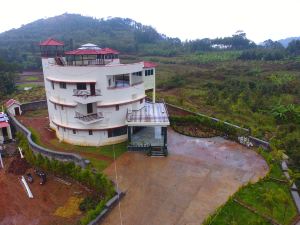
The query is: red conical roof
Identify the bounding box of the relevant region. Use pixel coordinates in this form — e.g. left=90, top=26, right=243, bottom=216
left=40, top=38, right=64, bottom=46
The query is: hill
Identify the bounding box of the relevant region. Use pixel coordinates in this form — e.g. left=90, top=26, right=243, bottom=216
left=278, top=36, right=300, bottom=47
left=0, top=13, right=181, bottom=69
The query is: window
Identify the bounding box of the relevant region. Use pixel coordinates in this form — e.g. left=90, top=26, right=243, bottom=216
left=61, top=105, right=64, bottom=110
left=63, top=128, right=66, bottom=132
left=87, top=103, right=93, bottom=114
left=108, top=126, right=127, bottom=138
left=132, top=71, right=142, bottom=76
left=77, top=83, right=87, bottom=90
left=73, top=129, right=76, bottom=134
left=51, top=81, right=55, bottom=89
left=145, top=69, right=154, bottom=76
left=89, top=130, right=93, bottom=135
left=108, top=78, right=111, bottom=86
left=116, top=104, right=119, bottom=111
left=59, top=82, right=66, bottom=89
left=140, top=98, right=143, bottom=104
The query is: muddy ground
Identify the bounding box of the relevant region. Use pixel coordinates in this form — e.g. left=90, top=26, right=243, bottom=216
left=0, top=156, right=88, bottom=225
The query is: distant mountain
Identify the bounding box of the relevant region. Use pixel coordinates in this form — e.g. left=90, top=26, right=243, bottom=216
left=0, top=13, right=174, bottom=51
left=278, top=36, right=300, bottom=47
left=0, top=13, right=181, bottom=69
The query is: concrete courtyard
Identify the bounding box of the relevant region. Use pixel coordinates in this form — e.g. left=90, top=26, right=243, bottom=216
left=102, top=129, right=268, bottom=225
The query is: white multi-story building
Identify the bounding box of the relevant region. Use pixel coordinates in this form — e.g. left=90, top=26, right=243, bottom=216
left=40, top=39, right=169, bottom=152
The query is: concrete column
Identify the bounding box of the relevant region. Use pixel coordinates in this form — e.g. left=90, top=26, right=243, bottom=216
left=7, top=126, right=12, bottom=140
left=128, top=126, right=132, bottom=143
left=163, top=127, right=167, bottom=147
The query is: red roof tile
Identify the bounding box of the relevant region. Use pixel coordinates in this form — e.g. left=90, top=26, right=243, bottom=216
left=65, top=48, right=119, bottom=55
left=143, top=61, right=157, bottom=68
left=40, top=38, right=64, bottom=46
left=5, top=99, right=20, bottom=108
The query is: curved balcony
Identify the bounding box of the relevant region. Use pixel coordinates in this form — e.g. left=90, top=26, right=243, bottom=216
left=73, top=89, right=102, bottom=104
left=75, top=111, right=104, bottom=124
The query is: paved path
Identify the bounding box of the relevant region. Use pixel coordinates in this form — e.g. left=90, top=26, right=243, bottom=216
left=101, top=129, right=268, bottom=225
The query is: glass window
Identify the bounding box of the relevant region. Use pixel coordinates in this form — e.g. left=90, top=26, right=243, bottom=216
left=59, top=82, right=66, bottom=89
left=89, top=130, right=93, bottom=135
left=73, top=129, right=76, bottom=134
left=108, top=126, right=127, bottom=138
left=77, top=83, right=86, bottom=90
left=116, top=104, right=119, bottom=111
left=51, top=81, right=55, bottom=89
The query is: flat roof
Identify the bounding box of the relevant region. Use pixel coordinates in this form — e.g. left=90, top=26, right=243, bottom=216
left=126, top=102, right=170, bottom=126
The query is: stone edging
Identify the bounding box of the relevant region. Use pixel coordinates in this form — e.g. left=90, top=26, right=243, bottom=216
left=88, top=189, right=125, bottom=225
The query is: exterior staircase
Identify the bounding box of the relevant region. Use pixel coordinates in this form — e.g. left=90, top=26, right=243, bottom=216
left=148, top=146, right=168, bottom=157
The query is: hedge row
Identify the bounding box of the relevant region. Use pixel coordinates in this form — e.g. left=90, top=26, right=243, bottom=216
left=170, top=115, right=248, bottom=139
left=17, top=132, right=115, bottom=225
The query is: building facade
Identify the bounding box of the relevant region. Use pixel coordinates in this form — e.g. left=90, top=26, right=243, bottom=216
left=40, top=39, right=168, bottom=148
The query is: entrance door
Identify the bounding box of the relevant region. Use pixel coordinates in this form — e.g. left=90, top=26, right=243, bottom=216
left=14, top=107, right=20, bottom=116
left=90, top=83, right=96, bottom=96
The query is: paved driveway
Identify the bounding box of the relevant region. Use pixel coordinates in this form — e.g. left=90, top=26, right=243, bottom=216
left=101, top=129, right=268, bottom=225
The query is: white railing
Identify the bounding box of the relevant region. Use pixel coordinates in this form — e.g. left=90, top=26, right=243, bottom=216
left=75, top=112, right=104, bottom=122
left=73, top=89, right=101, bottom=98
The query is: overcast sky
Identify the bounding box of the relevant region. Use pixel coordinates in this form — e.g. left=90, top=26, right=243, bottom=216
left=1, top=0, right=299, bottom=43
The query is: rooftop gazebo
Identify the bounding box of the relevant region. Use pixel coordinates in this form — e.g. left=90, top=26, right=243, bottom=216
left=65, top=44, right=120, bottom=66
left=39, top=38, right=64, bottom=57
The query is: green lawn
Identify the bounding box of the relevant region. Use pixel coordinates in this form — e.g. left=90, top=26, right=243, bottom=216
left=17, top=83, right=40, bottom=90
left=28, top=125, right=127, bottom=172
left=236, top=181, right=297, bottom=225
left=24, top=76, right=39, bottom=81
left=206, top=199, right=270, bottom=225
left=203, top=148, right=298, bottom=225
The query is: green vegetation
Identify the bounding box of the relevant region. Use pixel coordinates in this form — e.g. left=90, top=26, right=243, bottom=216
left=24, top=76, right=39, bottom=81
left=1, top=86, right=45, bottom=104
left=17, top=132, right=116, bottom=225
left=170, top=115, right=248, bottom=140
left=16, top=83, right=39, bottom=90
left=203, top=148, right=297, bottom=225
left=155, top=55, right=300, bottom=175
left=0, top=58, right=19, bottom=96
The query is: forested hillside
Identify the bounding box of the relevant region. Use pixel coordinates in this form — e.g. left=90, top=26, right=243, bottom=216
left=0, top=13, right=180, bottom=69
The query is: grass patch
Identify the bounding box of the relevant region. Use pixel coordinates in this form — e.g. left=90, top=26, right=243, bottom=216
left=204, top=148, right=297, bottom=225
left=236, top=181, right=297, bottom=225
left=206, top=199, right=270, bottom=225
left=54, top=196, right=83, bottom=218
left=24, top=76, right=39, bottom=81
left=17, top=83, right=39, bottom=89
left=87, top=158, right=109, bottom=172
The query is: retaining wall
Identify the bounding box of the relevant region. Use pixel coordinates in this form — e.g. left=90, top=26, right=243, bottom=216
left=8, top=100, right=88, bottom=168
left=87, top=189, right=125, bottom=225
left=21, top=100, right=47, bottom=112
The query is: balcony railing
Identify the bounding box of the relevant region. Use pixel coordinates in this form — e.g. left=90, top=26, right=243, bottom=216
left=75, top=112, right=104, bottom=122
left=73, top=89, right=101, bottom=98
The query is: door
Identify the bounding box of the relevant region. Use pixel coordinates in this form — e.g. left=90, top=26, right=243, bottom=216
left=14, top=107, right=20, bottom=116
left=90, top=83, right=95, bottom=96
left=87, top=103, right=93, bottom=114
